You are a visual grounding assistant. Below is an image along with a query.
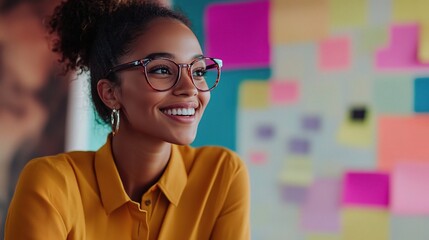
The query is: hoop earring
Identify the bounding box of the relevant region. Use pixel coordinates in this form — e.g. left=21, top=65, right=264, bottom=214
left=111, top=108, right=120, bottom=136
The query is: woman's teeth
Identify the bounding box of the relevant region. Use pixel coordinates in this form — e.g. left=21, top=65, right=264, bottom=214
left=163, top=108, right=196, bottom=116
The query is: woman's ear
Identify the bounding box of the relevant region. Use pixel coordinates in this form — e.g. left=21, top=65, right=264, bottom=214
left=97, top=79, right=120, bottom=109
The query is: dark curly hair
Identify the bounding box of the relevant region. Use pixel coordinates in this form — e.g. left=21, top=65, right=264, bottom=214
left=48, top=0, right=190, bottom=124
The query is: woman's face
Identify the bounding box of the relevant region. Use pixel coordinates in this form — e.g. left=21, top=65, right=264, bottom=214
left=114, top=18, right=210, bottom=145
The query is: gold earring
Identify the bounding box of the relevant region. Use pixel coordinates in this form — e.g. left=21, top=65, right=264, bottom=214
left=111, top=108, right=120, bottom=136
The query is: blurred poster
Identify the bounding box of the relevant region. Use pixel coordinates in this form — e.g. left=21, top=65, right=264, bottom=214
left=0, top=0, right=67, bottom=236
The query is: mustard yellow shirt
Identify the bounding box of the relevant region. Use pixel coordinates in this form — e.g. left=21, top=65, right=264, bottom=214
left=5, top=137, right=250, bottom=239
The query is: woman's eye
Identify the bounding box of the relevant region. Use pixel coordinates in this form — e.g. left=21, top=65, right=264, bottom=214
left=193, top=69, right=207, bottom=78
left=149, top=66, right=172, bottom=75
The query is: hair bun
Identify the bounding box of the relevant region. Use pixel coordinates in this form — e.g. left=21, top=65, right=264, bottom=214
left=49, top=0, right=117, bottom=72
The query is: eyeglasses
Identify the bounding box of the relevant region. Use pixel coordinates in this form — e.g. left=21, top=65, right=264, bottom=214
left=106, top=57, right=223, bottom=92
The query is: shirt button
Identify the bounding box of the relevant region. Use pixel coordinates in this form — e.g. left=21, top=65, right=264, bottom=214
left=144, top=200, right=151, bottom=206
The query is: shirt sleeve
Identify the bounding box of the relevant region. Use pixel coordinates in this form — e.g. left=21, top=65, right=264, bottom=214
left=210, top=159, right=251, bottom=240
left=5, top=159, right=69, bottom=239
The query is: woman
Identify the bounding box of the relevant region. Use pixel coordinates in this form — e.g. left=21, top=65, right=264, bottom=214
left=4, top=1, right=250, bottom=239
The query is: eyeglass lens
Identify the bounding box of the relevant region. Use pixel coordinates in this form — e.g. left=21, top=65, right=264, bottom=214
left=145, top=58, right=219, bottom=91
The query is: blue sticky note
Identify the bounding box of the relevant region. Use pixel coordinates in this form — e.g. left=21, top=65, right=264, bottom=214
left=414, top=77, right=429, bottom=113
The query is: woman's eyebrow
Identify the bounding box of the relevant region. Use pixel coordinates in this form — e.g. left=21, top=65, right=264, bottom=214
left=144, top=52, right=174, bottom=59
left=144, top=53, right=205, bottom=61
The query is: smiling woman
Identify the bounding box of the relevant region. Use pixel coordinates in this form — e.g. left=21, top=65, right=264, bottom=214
left=4, top=1, right=250, bottom=240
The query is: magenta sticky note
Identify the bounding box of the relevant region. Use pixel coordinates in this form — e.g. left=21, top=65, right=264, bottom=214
left=204, top=0, right=270, bottom=69
left=342, top=171, right=389, bottom=208
left=376, top=23, right=429, bottom=71
left=391, top=162, right=429, bottom=215
left=301, top=178, right=341, bottom=232
left=269, top=81, right=299, bottom=104
left=318, top=36, right=351, bottom=71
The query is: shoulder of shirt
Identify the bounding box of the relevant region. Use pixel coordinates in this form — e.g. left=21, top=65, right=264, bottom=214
left=23, top=150, right=96, bottom=175
left=174, top=145, right=246, bottom=173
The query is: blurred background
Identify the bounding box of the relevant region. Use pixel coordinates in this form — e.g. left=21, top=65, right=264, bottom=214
left=2, top=0, right=429, bottom=239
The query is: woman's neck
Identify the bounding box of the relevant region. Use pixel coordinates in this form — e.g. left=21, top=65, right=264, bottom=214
left=111, top=130, right=171, bottom=202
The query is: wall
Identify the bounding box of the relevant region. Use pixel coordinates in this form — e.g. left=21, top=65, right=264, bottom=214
left=175, top=0, right=429, bottom=239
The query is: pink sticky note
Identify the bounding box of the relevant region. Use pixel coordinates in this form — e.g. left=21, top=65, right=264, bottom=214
left=391, top=162, right=429, bottom=215
left=250, top=151, right=267, bottom=165
left=204, top=0, right=270, bottom=69
left=342, top=171, right=389, bottom=208
left=301, top=178, right=341, bottom=232
left=318, top=36, right=351, bottom=71
left=269, top=81, right=299, bottom=104
left=378, top=116, right=429, bottom=171
left=376, top=23, right=429, bottom=71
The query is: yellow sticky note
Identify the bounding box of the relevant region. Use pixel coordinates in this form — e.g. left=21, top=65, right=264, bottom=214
left=239, top=81, right=269, bottom=109
left=419, top=22, right=429, bottom=62
left=330, top=0, right=367, bottom=27
left=342, top=208, right=389, bottom=240
left=279, top=156, right=313, bottom=186
left=336, top=107, right=374, bottom=148
left=270, top=0, right=329, bottom=44
left=393, top=0, right=429, bottom=23
left=306, top=234, right=340, bottom=240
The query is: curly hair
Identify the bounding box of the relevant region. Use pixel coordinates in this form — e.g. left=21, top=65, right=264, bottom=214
left=48, top=0, right=190, bottom=124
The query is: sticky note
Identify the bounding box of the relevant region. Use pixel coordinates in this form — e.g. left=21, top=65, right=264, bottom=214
left=378, top=116, right=429, bottom=171
left=391, top=162, right=429, bottom=215
left=342, top=171, right=389, bottom=208
left=390, top=215, right=429, bottom=240
left=204, top=0, right=270, bottom=69
left=419, top=23, right=429, bottom=62
left=239, top=81, right=269, bottom=109
left=301, top=114, right=322, bottom=131
left=392, top=0, right=429, bottom=23
left=337, top=107, right=374, bottom=148
left=414, top=77, right=429, bottom=113
left=270, top=0, right=329, bottom=43
left=279, top=156, right=313, bottom=186
left=373, top=76, right=413, bottom=114
left=300, top=178, right=341, bottom=232
left=375, top=24, right=429, bottom=71
left=318, top=36, right=351, bottom=71
left=288, top=138, right=311, bottom=155
left=329, top=0, right=367, bottom=27
left=278, top=184, right=308, bottom=204
left=269, top=81, right=299, bottom=105
left=249, top=151, right=268, bottom=165
left=342, top=208, right=389, bottom=240
left=255, top=124, right=274, bottom=140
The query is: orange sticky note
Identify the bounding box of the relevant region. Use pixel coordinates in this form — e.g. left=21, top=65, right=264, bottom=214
left=378, top=116, right=429, bottom=171
left=270, top=0, right=329, bottom=43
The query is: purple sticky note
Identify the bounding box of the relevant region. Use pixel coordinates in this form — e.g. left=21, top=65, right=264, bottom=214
left=302, top=115, right=321, bottom=131
left=376, top=23, right=429, bottom=71
left=288, top=138, right=310, bottom=154
left=204, top=0, right=270, bottom=69
left=256, top=124, right=274, bottom=140
left=342, top=171, right=389, bottom=208
left=301, top=178, right=341, bottom=232
left=279, top=184, right=308, bottom=204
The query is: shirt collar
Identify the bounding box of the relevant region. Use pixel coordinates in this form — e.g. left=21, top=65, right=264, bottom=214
left=95, top=135, right=188, bottom=214
left=157, top=144, right=187, bottom=206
